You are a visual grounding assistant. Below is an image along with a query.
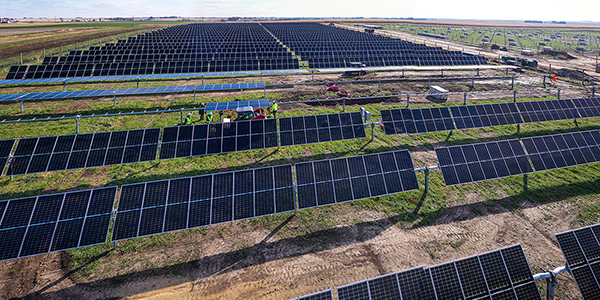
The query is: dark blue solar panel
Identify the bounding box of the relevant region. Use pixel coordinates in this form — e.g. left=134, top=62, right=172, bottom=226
left=0, top=186, right=116, bottom=261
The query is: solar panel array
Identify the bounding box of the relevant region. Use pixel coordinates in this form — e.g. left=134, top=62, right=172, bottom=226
left=522, top=130, right=600, bottom=172
left=517, top=99, right=579, bottom=123
left=295, top=150, right=419, bottom=209
left=112, top=165, right=295, bottom=241
left=0, top=139, right=15, bottom=174
left=159, top=119, right=278, bottom=159
left=380, top=107, right=455, bottom=135
left=6, top=128, right=160, bottom=176
left=382, top=99, right=593, bottom=136
left=332, top=244, right=540, bottom=300
left=555, top=224, right=600, bottom=300
left=262, top=23, right=487, bottom=69
left=7, top=23, right=300, bottom=79
left=0, top=69, right=308, bottom=86
left=0, top=82, right=265, bottom=102
left=279, top=112, right=366, bottom=147
left=0, top=186, right=117, bottom=261
left=436, top=139, right=533, bottom=186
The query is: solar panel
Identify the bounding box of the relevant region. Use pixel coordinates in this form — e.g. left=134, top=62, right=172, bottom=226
left=556, top=224, right=600, bottom=300
left=112, top=165, right=295, bottom=241
left=381, top=107, right=455, bottom=135
left=522, top=130, right=600, bottom=172
left=295, top=150, right=419, bottom=209
left=159, top=119, right=276, bottom=160
left=279, top=112, right=365, bottom=147
left=204, top=98, right=270, bottom=112
left=517, top=99, right=579, bottom=123
left=450, top=102, right=522, bottom=129
left=0, top=139, right=15, bottom=174
left=292, top=289, right=333, bottom=300
left=572, top=98, right=600, bottom=118
left=0, top=186, right=117, bottom=261
left=435, top=139, right=533, bottom=186
left=6, top=128, right=160, bottom=176
left=427, top=244, right=540, bottom=300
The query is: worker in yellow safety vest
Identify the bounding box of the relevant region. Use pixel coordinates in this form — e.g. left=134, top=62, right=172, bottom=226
left=271, top=101, right=278, bottom=118
left=184, top=112, right=193, bottom=125
left=206, top=111, right=213, bottom=123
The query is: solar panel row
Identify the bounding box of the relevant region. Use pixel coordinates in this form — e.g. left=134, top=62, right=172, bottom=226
left=6, top=128, right=160, bottom=176
left=159, top=119, right=278, bottom=160
left=204, top=99, right=270, bottom=111
left=0, top=139, right=15, bottom=175
left=522, top=130, right=600, bottom=172
left=295, top=150, right=419, bottom=209
left=556, top=224, right=600, bottom=300
left=0, top=82, right=265, bottom=102
left=0, top=186, right=117, bottom=261
left=436, top=139, right=533, bottom=186
left=332, top=245, right=540, bottom=300
left=382, top=98, right=598, bottom=136
left=279, top=112, right=366, bottom=146
left=112, top=165, right=295, bottom=241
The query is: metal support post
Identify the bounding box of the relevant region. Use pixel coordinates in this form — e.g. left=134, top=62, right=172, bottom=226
left=63, top=82, right=67, bottom=92
left=543, top=75, right=546, bottom=87
left=506, top=68, right=509, bottom=75
left=558, top=88, right=561, bottom=99
left=113, top=95, right=117, bottom=106
left=378, top=79, right=381, bottom=92
left=511, top=76, right=515, bottom=90
left=428, top=78, right=431, bottom=89
left=193, top=90, right=196, bottom=102
left=472, top=76, right=475, bottom=89
left=263, top=86, right=266, bottom=97
left=20, top=100, right=24, bottom=113
left=76, top=115, right=80, bottom=133
left=20, top=53, right=23, bottom=64
left=371, top=123, right=375, bottom=141
left=441, top=69, right=444, bottom=77
left=546, top=277, right=556, bottom=300
left=136, top=78, right=139, bottom=88
left=180, top=108, right=184, bottom=124
left=202, top=75, right=204, bottom=85
left=593, top=86, right=596, bottom=98
left=113, top=241, right=118, bottom=250
left=311, top=70, right=314, bottom=80
left=406, top=94, right=410, bottom=107
left=463, top=93, right=467, bottom=105
left=424, top=168, right=430, bottom=193
left=477, top=68, right=480, bottom=76
left=513, top=90, right=517, bottom=102
left=402, top=69, right=405, bottom=77
left=343, top=100, right=346, bottom=112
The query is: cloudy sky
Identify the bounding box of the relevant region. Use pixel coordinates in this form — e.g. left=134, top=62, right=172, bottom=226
left=2, top=0, right=598, bottom=22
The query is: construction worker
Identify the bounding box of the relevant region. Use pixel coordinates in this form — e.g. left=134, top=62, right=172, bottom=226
left=184, top=112, right=193, bottom=125
left=206, top=111, right=213, bottom=123
left=199, top=103, right=206, bottom=120
left=271, top=101, right=278, bottom=118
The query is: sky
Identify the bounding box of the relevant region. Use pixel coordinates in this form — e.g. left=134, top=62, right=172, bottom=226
left=2, top=0, right=598, bottom=22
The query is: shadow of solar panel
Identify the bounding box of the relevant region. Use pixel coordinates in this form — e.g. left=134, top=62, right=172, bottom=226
left=0, top=186, right=116, bottom=261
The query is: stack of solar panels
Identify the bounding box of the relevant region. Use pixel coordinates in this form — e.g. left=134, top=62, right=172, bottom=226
left=7, top=23, right=300, bottom=79
left=112, top=165, right=295, bottom=241
left=0, top=186, right=117, bottom=261
left=278, top=112, right=366, bottom=146
left=555, top=224, right=600, bottom=299
left=262, top=23, right=487, bottom=69
left=332, top=244, right=541, bottom=300
left=6, top=129, right=159, bottom=176
left=295, top=150, right=419, bottom=209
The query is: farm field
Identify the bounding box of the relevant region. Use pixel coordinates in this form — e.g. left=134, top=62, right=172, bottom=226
left=0, top=20, right=599, bottom=300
